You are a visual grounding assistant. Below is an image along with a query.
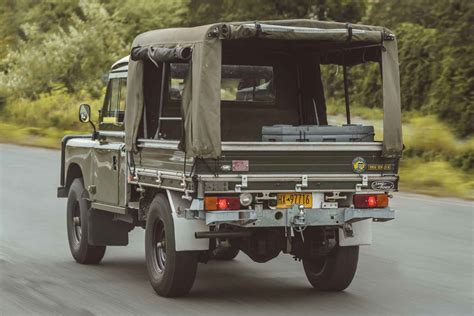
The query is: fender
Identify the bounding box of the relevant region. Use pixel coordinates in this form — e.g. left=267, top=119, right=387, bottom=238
left=57, top=135, right=91, bottom=197
left=166, top=190, right=209, bottom=251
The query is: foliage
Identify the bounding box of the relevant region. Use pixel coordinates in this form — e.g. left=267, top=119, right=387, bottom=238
left=187, top=0, right=314, bottom=25
left=1, top=0, right=471, bottom=136
left=394, top=23, right=438, bottom=112
left=1, top=90, right=102, bottom=131
left=403, top=115, right=474, bottom=172
left=0, top=122, right=79, bottom=149
left=111, top=0, right=190, bottom=44
left=364, top=0, right=474, bottom=136
left=0, top=0, right=126, bottom=98
left=399, top=158, right=473, bottom=200
left=187, top=0, right=365, bottom=25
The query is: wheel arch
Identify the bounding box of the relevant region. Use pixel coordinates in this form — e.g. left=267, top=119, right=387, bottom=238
left=165, top=190, right=209, bottom=251
left=66, top=163, right=84, bottom=189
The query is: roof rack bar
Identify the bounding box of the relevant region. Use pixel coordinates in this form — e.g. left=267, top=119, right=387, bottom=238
left=159, top=117, right=182, bottom=121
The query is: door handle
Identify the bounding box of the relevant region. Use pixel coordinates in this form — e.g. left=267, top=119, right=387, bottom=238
left=112, top=155, right=118, bottom=170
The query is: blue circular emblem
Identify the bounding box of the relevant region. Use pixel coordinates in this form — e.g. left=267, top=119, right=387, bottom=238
left=352, top=157, right=367, bottom=174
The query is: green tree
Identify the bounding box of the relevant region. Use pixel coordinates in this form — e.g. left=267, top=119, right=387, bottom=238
left=428, top=2, right=474, bottom=136
left=313, top=0, right=366, bottom=22
left=366, top=0, right=474, bottom=136
left=187, top=0, right=365, bottom=25
left=111, top=0, right=189, bottom=44
left=0, top=0, right=125, bottom=98
left=395, top=23, right=439, bottom=112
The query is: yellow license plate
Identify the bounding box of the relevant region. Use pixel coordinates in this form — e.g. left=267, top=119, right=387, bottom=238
left=277, top=193, right=312, bottom=209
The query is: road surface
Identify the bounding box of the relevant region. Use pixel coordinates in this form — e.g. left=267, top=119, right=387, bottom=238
left=0, top=144, right=472, bottom=315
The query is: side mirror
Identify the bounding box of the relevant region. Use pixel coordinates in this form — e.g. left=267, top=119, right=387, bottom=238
left=78, top=103, right=97, bottom=140
left=79, top=104, right=91, bottom=123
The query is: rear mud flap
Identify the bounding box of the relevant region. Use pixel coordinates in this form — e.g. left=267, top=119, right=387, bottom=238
left=88, top=209, right=133, bottom=246
left=338, top=219, right=372, bottom=246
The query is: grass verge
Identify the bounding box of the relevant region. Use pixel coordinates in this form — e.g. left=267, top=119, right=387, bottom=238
left=399, top=158, right=473, bottom=200
left=0, top=122, right=82, bottom=149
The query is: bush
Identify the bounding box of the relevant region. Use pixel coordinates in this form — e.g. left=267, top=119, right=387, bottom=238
left=399, top=158, right=473, bottom=199
left=0, top=90, right=102, bottom=131
left=403, top=115, right=474, bottom=172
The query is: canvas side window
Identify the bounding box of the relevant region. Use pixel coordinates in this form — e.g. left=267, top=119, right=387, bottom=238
left=102, top=78, right=127, bottom=125
left=320, top=62, right=382, bottom=141
left=221, top=65, right=274, bottom=103
left=169, top=64, right=275, bottom=103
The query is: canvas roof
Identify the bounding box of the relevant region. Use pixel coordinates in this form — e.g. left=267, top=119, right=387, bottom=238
left=125, top=19, right=402, bottom=158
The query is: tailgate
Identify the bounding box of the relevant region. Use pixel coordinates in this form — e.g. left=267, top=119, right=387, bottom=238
left=196, top=142, right=399, bottom=192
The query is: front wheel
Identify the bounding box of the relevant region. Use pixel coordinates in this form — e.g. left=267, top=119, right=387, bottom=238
left=66, top=178, right=106, bottom=264
left=145, top=194, right=198, bottom=297
left=303, top=246, right=359, bottom=291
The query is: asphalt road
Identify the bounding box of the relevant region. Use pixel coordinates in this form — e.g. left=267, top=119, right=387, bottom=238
left=1, top=144, right=472, bottom=315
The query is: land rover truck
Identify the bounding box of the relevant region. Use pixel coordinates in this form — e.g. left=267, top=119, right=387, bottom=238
left=57, top=20, right=403, bottom=297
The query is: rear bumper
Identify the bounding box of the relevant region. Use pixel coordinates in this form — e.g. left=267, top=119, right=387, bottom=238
left=201, top=205, right=394, bottom=227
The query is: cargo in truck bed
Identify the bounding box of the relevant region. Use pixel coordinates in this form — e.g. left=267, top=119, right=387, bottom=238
left=262, top=124, right=375, bottom=142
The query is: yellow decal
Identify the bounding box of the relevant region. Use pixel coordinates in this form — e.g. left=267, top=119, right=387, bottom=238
left=368, top=164, right=393, bottom=171
left=103, top=116, right=118, bottom=124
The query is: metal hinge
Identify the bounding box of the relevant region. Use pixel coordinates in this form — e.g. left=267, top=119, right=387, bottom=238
left=295, top=175, right=308, bottom=192
left=235, top=175, right=248, bottom=192
left=356, top=174, right=368, bottom=192
left=155, top=171, right=162, bottom=185
left=180, top=173, right=186, bottom=188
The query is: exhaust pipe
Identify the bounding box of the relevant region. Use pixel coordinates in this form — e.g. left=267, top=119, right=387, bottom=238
left=195, top=231, right=252, bottom=239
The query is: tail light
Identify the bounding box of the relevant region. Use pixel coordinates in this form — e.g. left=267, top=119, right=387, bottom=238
left=353, top=194, right=389, bottom=208
left=204, top=197, right=241, bottom=211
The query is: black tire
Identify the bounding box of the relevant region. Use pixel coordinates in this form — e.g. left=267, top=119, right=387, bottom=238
left=303, top=246, right=359, bottom=291
left=67, top=178, right=106, bottom=264
left=145, top=194, right=198, bottom=297
left=212, top=242, right=240, bottom=260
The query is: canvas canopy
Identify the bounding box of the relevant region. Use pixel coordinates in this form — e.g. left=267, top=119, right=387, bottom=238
left=125, top=19, right=403, bottom=158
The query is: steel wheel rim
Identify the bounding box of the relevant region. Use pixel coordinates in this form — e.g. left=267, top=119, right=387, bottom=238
left=152, top=220, right=166, bottom=273
left=71, top=200, right=82, bottom=244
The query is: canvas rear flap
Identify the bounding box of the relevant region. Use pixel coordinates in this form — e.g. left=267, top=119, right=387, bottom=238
left=382, top=39, right=403, bottom=157
left=180, top=39, right=222, bottom=158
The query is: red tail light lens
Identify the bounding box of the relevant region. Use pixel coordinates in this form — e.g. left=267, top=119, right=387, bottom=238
left=217, top=198, right=228, bottom=209
left=367, top=195, right=377, bottom=207
left=204, top=197, right=241, bottom=211
left=353, top=194, right=389, bottom=209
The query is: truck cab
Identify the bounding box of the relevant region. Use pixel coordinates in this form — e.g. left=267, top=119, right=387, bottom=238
left=58, top=20, right=402, bottom=297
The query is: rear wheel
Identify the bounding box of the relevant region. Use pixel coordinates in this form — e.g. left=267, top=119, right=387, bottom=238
left=145, top=194, right=198, bottom=297
left=66, top=178, right=106, bottom=264
left=303, top=246, right=359, bottom=291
